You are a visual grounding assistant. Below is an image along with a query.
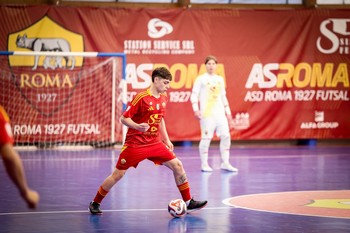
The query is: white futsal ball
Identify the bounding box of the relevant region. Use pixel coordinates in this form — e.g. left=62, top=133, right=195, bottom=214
left=168, top=199, right=187, bottom=218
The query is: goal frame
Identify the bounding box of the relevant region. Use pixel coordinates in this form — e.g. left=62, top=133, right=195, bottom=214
left=0, top=51, right=127, bottom=147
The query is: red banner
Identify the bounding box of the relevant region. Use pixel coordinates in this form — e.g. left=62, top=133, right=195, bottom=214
left=0, top=6, right=349, bottom=142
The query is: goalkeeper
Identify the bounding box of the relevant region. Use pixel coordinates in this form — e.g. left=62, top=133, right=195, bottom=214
left=89, top=67, right=207, bottom=214
left=0, top=105, right=39, bottom=209
left=190, top=55, right=238, bottom=172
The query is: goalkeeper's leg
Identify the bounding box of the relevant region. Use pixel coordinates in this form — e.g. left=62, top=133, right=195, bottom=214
left=199, top=119, right=215, bottom=172
left=218, top=123, right=238, bottom=172
left=199, top=138, right=213, bottom=172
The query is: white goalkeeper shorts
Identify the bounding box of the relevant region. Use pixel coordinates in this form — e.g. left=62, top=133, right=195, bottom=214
left=199, top=116, right=229, bottom=139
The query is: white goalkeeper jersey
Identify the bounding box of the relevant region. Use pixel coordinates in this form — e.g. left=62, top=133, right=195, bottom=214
left=190, top=73, right=230, bottom=119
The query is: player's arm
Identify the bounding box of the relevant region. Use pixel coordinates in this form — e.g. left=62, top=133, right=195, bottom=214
left=120, top=115, right=150, bottom=132
left=159, top=118, right=174, bottom=151
left=222, top=95, right=232, bottom=116
left=221, top=89, right=234, bottom=129
left=190, top=78, right=201, bottom=119
left=0, top=144, right=39, bottom=209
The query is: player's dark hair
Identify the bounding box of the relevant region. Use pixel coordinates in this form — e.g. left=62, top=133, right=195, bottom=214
left=205, top=55, right=218, bottom=64
left=152, top=67, right=172, bottom=82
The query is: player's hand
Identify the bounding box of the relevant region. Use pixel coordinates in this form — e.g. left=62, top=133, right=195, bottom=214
left=226, top=114, right=234, bottom=129
left=194, top=110, right=201, bottom=120
left=164, top=140, right=174, bottom=151
left=23, top=189, right=40, bottom=209
left=137, top=123, right=150, bottom=132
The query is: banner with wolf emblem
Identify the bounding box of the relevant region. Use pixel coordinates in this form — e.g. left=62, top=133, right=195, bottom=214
left=0, top=6, right=349, bottom=142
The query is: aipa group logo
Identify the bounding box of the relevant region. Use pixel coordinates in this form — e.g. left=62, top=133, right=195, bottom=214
left=7, top=16, right=84, bottom=116
left=300, top=110, right=339, bottom=129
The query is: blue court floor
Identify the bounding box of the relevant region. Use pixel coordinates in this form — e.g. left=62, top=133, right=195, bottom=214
left=0, top=143, right=350, bottom=233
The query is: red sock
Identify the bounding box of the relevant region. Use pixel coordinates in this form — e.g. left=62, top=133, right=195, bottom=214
left=177, top=182, right=191, bottom=202
left=93, top=186, right=109, bottom=203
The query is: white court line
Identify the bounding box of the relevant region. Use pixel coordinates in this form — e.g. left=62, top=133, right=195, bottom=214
left=18, top=153, right=350, bottom=162
left=178, top=153, right=349, bottom=160
left=15, top=145, right=123, bottom=151
left=20, top=157, right=114, bottom=162
left=0, top=206, right=231, bottom=216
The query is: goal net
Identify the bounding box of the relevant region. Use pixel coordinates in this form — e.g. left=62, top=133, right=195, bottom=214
left=0, top=51, right=127, bottom=148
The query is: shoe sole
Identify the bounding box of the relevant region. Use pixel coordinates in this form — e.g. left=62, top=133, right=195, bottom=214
left=201, top=169, right=213, bottom=172
left=221, top=168, right=238, bottom=172
left=186, top=202, right=208, bottom=214
left=89, top=208, right=103, bottom=215
left=90, top=211, right=103, bottom=215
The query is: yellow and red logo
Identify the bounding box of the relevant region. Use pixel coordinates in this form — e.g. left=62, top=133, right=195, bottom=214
left=7, top=16, right=84, bottom=116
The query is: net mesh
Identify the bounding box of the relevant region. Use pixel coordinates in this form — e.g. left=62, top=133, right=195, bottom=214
left=0, top=53, right=125, bottom=148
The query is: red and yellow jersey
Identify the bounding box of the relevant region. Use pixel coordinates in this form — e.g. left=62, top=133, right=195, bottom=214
left=0, top=105, right=14, bottom=146
left=122, top=89, right=168, bottom=147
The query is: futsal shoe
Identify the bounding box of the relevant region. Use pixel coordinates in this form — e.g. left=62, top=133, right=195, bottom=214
left=220, top=163, right=238, bottom=172
left=89, top=201, right=102, bottom=214
left=186, top=198, right=208, bottom=213
left=201, top=164, right=213, bottom=172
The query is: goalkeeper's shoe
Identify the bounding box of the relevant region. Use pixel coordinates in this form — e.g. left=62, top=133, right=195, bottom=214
left=220, top=163, right=238, bottom=172
left=186, top=198, right=208, bottom=213
left=201, top=164, right=213, bottom=172
left=89, top=201, right=102, bottom=214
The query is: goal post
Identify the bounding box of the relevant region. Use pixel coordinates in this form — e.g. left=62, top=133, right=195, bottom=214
left=0, top=51, right=127, bottom=148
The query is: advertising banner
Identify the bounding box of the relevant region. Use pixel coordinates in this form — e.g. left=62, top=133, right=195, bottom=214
left=0, top=6, right=349, bottom=142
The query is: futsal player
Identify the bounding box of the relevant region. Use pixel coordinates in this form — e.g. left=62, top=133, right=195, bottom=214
left=190, top=55, right=238, bottom=172
left=0, top=105, right=39, bottom=209
left=89, top=67, right=207, bottom=214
